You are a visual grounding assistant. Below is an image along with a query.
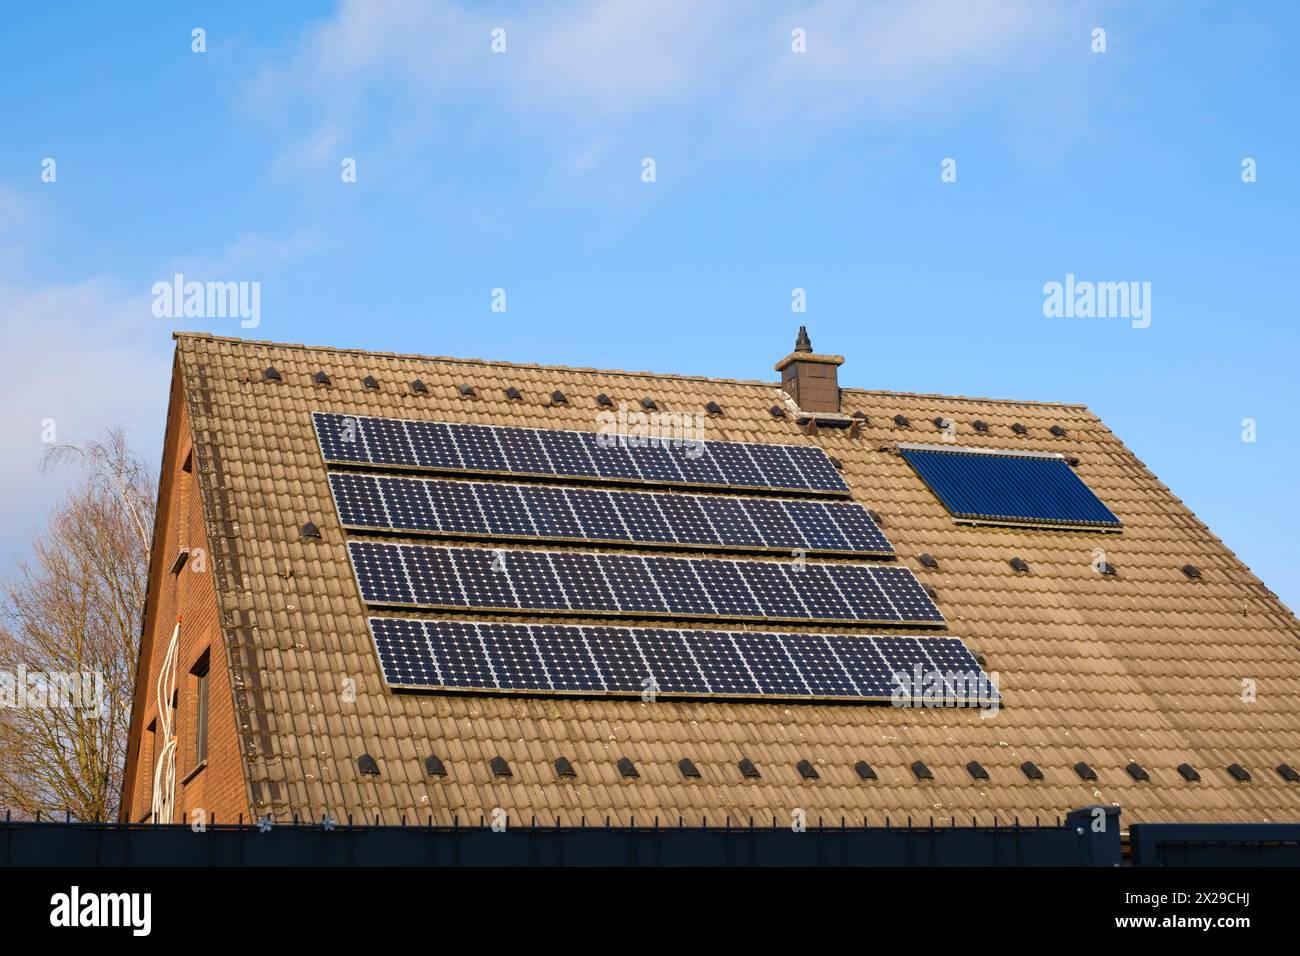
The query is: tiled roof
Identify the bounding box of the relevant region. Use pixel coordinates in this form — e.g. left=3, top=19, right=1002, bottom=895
left=173, top=332, right=1300, bottom=826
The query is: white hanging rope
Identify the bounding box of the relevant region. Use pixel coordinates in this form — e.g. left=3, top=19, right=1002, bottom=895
left=150, top=619, right=180, bottom=824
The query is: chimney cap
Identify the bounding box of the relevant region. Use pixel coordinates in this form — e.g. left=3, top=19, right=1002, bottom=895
left=794, top=325, right=813, bottom=352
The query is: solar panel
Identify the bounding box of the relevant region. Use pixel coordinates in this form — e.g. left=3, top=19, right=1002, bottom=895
left=349, top=544, right=942, bottom=626
left=899, top=444, right=1122, bottom=530
left=329, top=472, right=893, bottom=556
left=370, top=618, right=997, bottom=705
left=313, top=411, right=850, bottom=494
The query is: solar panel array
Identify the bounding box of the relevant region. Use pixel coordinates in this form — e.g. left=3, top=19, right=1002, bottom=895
left=313, top=411, right=849, bottom=495
left=900, top=446, right=1121, bottom=530
left=329, top=472, right=893, bottom=556
left=371, top=617, right=995, bottom=704
left=348, top=542, right=944, bottom=626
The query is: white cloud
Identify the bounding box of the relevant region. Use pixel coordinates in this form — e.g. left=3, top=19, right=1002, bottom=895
left=251, top=0, right=1080, bottom=177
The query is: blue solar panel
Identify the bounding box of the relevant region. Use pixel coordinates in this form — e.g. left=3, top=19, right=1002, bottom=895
left=330, top=473, right=892, bottom=555
left=314, top=411, right=851, bottom=494
left=899, top=445, right=1121, bottom=529
left=373, top=618, right=997, bottom=705
left=350, top=543, right=942, bottom=625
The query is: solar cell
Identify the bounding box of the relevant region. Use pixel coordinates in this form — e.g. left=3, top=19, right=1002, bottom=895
left=651, top=493, right=718, bottom=546
left=314, top=412, right=367, bottom=464
left=329, top=472, right=387, bottom=528
left=362, top=416, right=418, bottom=467
left=474, top=483, right=536, bottom=537
left=404, top=419, right=464, bottom=470
left=678, top=630, right=760, bottom=696
left=623, top=441, right=686, bottom=484
left=453, top=424, right=508, bottom=472
left=782, top=500, right=851, bottom=552
left=871, top=566, right=946, bottom=624
left=330, top=472, right=893, bottom=555
left=737, top=561, right=810, bottom=619
left=495, top=426, right=554, bottom=475
left=350, top=543, right=942, bottom=624
left=517, top=484, right=584, bottom=539
left=313, top=411, right=851, bottom=495
left=548, top=551, right=618, bottom=611
left=730, top=631, right=808, bottom=696
left=536, top=429, right=598, bottom=478
left=635, top=628, right=710, bottom=694
left=349, top=541, right=414, bottom=605
left=377, top=475, right=438, bottom=532
left=746, top=443, right=807, bottom=491
left=423, top=480, right=489, bottom=535
left=598, top=554, right=669, bottom=614
left=742, top=498, right=806, bottom=550
left=375, top=619, right=993, bottom=705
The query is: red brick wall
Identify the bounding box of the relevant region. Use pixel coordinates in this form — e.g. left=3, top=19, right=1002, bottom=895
left=120, top=376, right=249, bottom=824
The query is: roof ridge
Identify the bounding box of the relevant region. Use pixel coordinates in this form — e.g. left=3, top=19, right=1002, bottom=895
left=172, top=331, right=1090, bottom=409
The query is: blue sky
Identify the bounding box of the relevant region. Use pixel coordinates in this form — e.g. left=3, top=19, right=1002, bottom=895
left=1, top=1, right=1297, bottom=606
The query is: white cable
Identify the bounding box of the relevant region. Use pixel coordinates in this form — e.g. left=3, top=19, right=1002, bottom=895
left=150, top=620, right=180, bottom=824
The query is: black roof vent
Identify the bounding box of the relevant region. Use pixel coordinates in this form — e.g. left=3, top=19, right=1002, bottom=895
left=1074, top=761, right=1097, bottom=781
left=362, top=375, right=379, bottom=390
left=489, top=756, right=511, bottom=778
left=1049, top=425, right=1067, bottom=437
left=911, top=760, right=933, bottom=781
left=922, top=584, right=938, bottom=600
left=1182, top=564, right=1202, bottom=580
left=796, top=759, right=819, bottom=780
left=1010, top=557, right=1030, bottom=573
left=640, top=397, right=657, bottom=411
left=828, top=456, right=843, bottom=471
left=1126, top=761, right=1150, bottom=782
left=1011, top=422, right=1028, bottom=435
left=550, top=389, right=567, bottom=405
left=424, top=754, right=446, bottom=777
left=678, top=757, right=701, bottom=779
left=854, top=760, right=877, bottom=781
left=1099, top=561, right=1118, bottom=576
left=617, top=756, right=639, bottom=779
left=770, top=405, right=787, bottom=419
left=1177, top=763, right=1201, bottom=782
left=867, top=509, right=884, bottom=525
left=457, top=383, right=475, bottom=397
left=738, top=757, right=761, bottom=779
left=596, top=393, right=614, bottom=408
left=554, top=756, right=576, bottom=779
left=705, top=400, right=723, bottom=417
left=263, top=366, right=282, bottom=382
left=893, top=414, right=910, bottom=428
left=357, top=754, right=380, bottom=776
left=917, top=553, right=938, bottom=569
left=933, top=417, right=950, bottom=431
left=1066, top=455, right=1081, bottom=467
left=1021, top=761, right=1044, bottom=780
left=972, top=420, right=989, bottom=433
left=504, top=386, right=522, bottom=401
left=1276, top=763, right=1299, bottom=782
left=301, top=521, right=321, bottom=540
left=1227, top=763, right=1251, bottom=782
left=312, top=370, right=330, bottom=386
left=966, top=761, right=989, bottom=781
left=410, top=379, right=428, bottom=394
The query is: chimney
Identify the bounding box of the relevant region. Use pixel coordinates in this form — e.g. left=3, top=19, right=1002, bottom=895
left=774, top=325, right=844, bottom=414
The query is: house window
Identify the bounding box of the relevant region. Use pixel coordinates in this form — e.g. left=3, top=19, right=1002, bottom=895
left=193, top=655, right=210, bottom=766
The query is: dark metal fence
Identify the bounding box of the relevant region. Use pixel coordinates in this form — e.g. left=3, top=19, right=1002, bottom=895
left=1129, top=822, right=1300, bottom=866
left=3, top=806, right=1118, bottom=867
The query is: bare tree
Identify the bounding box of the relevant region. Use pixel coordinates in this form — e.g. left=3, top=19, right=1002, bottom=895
left=0, top=429, right=154, bottom=820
